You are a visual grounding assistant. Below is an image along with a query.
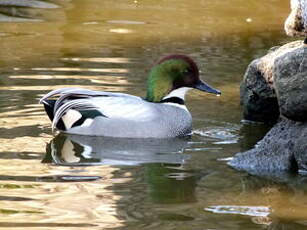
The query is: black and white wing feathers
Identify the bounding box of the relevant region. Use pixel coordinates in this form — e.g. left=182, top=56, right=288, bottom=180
left=40, top=88, right=155, bottom=132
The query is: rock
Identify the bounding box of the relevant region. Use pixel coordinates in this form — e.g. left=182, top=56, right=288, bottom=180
left=274, top=41, right=307, bottom=121
left=236, top=43, right=307, bottom=172
left=285, top=0, right=307, bottom=36
left=237, top=41, right=307, bottom=173
left=234, top=1, right=307, bottom=174
left=241, top=40, right=306, bottom=123
left=240, top=58, right=279, bottom=122
left=294, top=130, right=307, bottom=172
left=229, top=118, right=307, bottom=173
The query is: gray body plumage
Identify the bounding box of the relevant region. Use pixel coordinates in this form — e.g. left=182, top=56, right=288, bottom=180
left=67, top=104, right=192, bottom=138
left=40, top=88, right=192, bottom=138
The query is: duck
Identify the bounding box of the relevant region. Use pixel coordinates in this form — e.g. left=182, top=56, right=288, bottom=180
left=40, top=54, right=221, bottom=138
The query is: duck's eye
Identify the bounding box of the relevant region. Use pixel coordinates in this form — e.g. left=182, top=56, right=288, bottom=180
left=183, top=68, right=191, bottom=75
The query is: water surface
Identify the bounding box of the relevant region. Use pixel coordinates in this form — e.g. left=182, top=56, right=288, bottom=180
left=1, top=0, right=307, bottom=229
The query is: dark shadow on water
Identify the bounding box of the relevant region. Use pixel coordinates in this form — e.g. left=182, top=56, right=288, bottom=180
left=0, top=196, right=34, bottom=201
left=0, top=152, right=41, bottom=160
left=0, top=125, right=43, bottom=139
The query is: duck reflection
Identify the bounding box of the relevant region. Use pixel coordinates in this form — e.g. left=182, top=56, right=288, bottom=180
left=43, top=134, right=190, bottom=166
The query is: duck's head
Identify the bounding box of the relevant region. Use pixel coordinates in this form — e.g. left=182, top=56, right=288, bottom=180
left=146, top=54, right=221, bottom=103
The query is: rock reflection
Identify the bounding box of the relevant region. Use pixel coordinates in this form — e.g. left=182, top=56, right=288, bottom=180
left=203, top=172, right=307, bottom=230
left=243, top=175, right=307, bottom=229
left=145, top=164, right=198, bottom=204
left=239, top=122, right=272, bottom=151
left=43, top=134, right=190, bottom=166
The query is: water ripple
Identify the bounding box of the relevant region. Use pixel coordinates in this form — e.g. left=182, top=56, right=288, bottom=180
left=106, top=20, right=146, bottom=25
left=205, top=205, right=271, bottom=217
left=193, top=126, right=240, bottom=144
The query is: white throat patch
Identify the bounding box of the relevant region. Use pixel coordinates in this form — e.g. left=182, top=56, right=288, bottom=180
left=162, top=87, right=191, bottom=110
left=163, top=87, right=191, bottom=100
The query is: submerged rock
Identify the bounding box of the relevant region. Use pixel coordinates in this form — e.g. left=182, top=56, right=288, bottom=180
left=230, top=118, right=307, bottom=173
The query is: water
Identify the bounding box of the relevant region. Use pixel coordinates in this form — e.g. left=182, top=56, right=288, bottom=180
left=1, top=0, right=307, bottom=229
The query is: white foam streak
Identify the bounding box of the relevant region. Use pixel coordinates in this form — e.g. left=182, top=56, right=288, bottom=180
left=205, top=205, right=271, bottom=217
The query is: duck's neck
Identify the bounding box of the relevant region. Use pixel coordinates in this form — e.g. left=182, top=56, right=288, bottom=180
left=159, top=87, right=191, bottom=106
left=146, top=67, right=173, bottom=102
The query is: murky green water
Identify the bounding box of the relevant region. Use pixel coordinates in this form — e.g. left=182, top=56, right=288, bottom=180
left=1, top=0, right=307, bottom=229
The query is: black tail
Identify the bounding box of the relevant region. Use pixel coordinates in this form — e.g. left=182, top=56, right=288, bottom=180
left=42, top=99, right=66, bottom=130
left=43, top=100, right=56, bottom=121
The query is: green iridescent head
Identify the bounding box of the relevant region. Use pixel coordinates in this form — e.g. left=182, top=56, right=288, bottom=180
left=145, top=54, right=221, bottom=102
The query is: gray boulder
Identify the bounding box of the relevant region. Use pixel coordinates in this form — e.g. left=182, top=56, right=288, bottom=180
left=294, top=129, right=307, bottom=171
left=274, top=47, right=307, bottom=121
left=285, top=0, right=307, bottom=36
left=240, top=41, right=305, bottom=123
left=236, top=41, right=307, bottom=173
left=240, top=58, right=279, bottom=123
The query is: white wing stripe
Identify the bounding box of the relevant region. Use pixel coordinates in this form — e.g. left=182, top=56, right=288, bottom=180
left=62, top=109, right=82, bottom=129
left=52, top=99, right=98, bottom=132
